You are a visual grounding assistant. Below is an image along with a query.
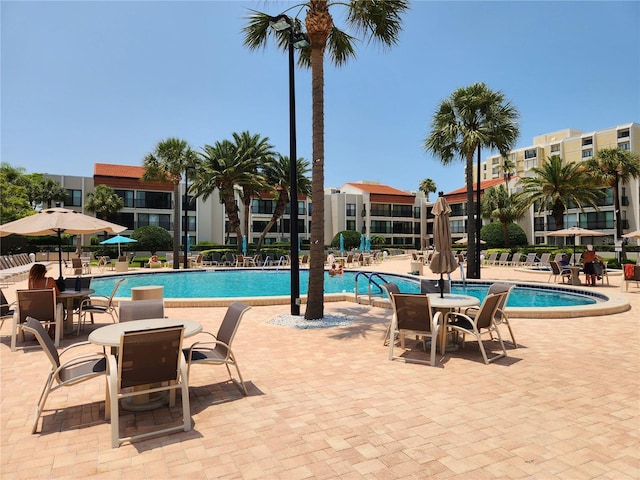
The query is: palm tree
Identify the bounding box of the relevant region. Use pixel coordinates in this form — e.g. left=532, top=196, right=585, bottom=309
left=192, top=132, right=273, bottom=248
left=515, top=155, right=604, bottom=234
left=243, top=0, right=410, bottom=320
left=585, top=148, right=640, bottom=259
left=255, top=155, right=312, bottom=252
left=142, top=138, right=198, bottom=269
left=418, top=178, right=437, bottom=202
left=481, top=184, right=525, bottom=247
left=424, top=82, right=519, bottom=279
left=85, top=185, right=125, bottom=221
left=501, top=157, right=516, bottom=189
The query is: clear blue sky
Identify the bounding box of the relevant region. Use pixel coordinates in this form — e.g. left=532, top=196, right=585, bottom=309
left=2, top=1, right=639, bottom=195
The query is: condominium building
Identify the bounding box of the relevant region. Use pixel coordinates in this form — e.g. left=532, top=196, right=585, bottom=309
left=474, top=122, right=640, bottom=245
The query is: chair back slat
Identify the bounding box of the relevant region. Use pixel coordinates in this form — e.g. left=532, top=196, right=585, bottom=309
left=118, top=299, right=164, bottom=322
left=118, top=326, right=184, bottom=389
left=24, top=317, right=60, bottom=367
left=391, top=294, right=433, bottom=333
left=215, top=302, right=250, bottom=356
left=380, top=282, right=400, bottom=298
left=17, top=289, right=56, bottom=325
left=475, top=293, right=505, bottom=329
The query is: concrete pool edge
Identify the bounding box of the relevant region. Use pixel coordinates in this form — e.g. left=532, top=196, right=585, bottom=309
left=110, top=276, right=630, bottom=318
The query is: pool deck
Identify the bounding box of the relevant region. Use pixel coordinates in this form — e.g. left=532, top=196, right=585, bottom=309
left=1, top=256, right=639, bottom=479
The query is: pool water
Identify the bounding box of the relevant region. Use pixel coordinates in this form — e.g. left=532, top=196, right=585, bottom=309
left=90, top=270, right=597, bottom=308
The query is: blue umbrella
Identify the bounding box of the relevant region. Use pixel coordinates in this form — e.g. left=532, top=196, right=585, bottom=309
left=242, top=235, right=247, bottom=255
left=339, top=233, right=344, bottom=253
left=365, top=236, right=371, bottom=252
left=359, top=235, right=365, bottom=251
left=99, top=234, right=137, bottom=257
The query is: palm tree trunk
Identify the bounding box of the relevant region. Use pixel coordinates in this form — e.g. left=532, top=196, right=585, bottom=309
left=223, top=192, right=243, bottom=249
left=171, top=183, right=181, bottom=269
left=305, top=30, right=327, bottom=321
left=256, top=192, right=288, bottom=252
left=613, top=174, right=626, bottom=261
left=465, top=152, right=477, bottom=279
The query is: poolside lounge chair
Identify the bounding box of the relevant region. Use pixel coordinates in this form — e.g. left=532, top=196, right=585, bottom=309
left=445, top=291, right=508, bottom=365
left=108, top=325, right=190, bottom=448
left=388, top=293, right=441, bottom=367
left=497, top=252, right=511, bottom=266
left=538, top=253, right=551, bottom=266
left=12, top=289, right=64, bottom=351
left=484, top=252, right=499, bottom=266
left=1, top=288, right=16, bottom=330
left=183, top=302, right=251, bottom=395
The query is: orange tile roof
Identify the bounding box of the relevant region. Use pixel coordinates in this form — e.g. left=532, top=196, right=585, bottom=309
left=445, top=177, right=508, bottom=196
left=94, top=163, right=146, bottom=179
left=343, top=182, right=413, bottom=197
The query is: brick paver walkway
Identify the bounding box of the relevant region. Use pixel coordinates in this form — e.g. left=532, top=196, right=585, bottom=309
left=1, top=258, right=638, bottom=479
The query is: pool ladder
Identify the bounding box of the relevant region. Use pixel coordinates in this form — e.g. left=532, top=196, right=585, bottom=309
left=354, top=272, right=393, bottom=305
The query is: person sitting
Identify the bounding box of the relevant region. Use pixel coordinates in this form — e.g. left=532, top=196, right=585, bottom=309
left=147, top=254, right=162, bottom=268
left=582, top=244, right=602, bottom=286
left=28, top=263, right=60, bottom=295
left=559, top=254, right=570, bottom=266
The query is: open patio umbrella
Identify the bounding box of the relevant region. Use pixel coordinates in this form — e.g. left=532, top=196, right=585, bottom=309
left=430, top=195, right=458, bottom=297
left=99, top=234, right=137, bottom=257
left=454, top=236, right=486, bottom=245
left=622, top=230, right=640, bottom=240
left=547, top=226, right=606, bottom=265
left=0, top=207, right=126, bottom=283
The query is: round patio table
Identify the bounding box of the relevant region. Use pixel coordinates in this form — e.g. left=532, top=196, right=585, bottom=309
left=427, top=293, right=480, bottom=353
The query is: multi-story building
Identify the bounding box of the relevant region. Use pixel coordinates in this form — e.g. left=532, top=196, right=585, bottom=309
left=324, top=182, right=430, bottom=249
left=475, top=122, right=640, bottom=246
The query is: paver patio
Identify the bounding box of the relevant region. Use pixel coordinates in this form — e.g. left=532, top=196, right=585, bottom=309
left=1, top=257, right=638, bottom=479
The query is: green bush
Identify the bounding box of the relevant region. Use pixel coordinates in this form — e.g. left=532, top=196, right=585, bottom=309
left=481, top=222, right=528, bottom=249
left=331, top=230, right=361, bottom=250
left=130, top=226, right=172, bottom=254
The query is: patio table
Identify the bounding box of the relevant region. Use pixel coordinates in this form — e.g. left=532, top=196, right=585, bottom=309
left=426, top=293, right=480, bottom=353
left=57, top=288, right=94, bottom=336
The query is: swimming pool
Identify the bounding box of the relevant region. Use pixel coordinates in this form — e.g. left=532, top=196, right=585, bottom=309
left=90, top=269, right=599, bottom=308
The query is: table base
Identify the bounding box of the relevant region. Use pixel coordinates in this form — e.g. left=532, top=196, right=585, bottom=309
left=121, top=390, right=169, bottom=412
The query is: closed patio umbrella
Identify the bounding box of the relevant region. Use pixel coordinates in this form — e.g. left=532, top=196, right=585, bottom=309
left=547, top=226, right=606, bottom=265
left=0, top=207, right=126, bottom=283
left=339, top=233, right=344, bottom=254
left=430, top=195, right=458, bottom=297
left=359, top=235, right=365, bottom=251
left=99, top=234, right=137, bottom=257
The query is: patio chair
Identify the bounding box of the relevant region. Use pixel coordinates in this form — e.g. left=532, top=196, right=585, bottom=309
left=548, top=261, right=571, bottom=284
left=388, top=293, right=441, bottom=367
left=118, top=299, right=165, bottom=322
left=420, top=278, right=451, bottom=294
left=497, top=252, right=511, bottom=266
left=78, top=278, right=125, bottom=334
left=71, top=258, right=84, bottom=275
left=189, top=254, right=203, bottom=268
left=445, top=292, right=508, bottom=364
left=107, top=325, right=190, bottom=448
left=477, top=283, right=517, bottom=348
left=593, top=261, right=609, bottom=286
left=12, top=289, right=64, bottom=351
left=1, top=288, right=16, bottom=330
left=210, top=252, right=222, bottom=266
left=22, top=317, right=107, bottom=434
left=538, top=253, right=551, bottom=266
left=183, top=302, right=251, bottom=395
left=484, top=252, right=499, bottom=266
left=164, top=252, right=174, bottom=268
left=380, top=282, right=400, bottom=346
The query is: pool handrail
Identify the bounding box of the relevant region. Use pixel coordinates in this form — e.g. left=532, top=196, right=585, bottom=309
left=354, top=271, right=394, bottom=304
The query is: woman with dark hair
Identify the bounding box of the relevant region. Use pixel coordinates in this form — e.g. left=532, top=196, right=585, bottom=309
left=28, top=264, right=60, bottom=295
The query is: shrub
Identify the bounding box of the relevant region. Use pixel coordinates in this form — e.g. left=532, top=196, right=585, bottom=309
left=331, top=230, right=361, bottom=250
left=130, top=226, right=172, bottom=254
left=481, top=222, right=528, bottom=249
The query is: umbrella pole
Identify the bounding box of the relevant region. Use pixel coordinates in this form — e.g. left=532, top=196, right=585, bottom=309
left=57, top=230, right=64, bottom=282
left=439, top=273, right=444, bottom=298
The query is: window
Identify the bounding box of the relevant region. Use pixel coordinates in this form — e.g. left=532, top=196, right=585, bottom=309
left=346, top=203, right=356, bottom=216
left=582, top=149, right=593, bottom=158
left=414, top=206, right=421, bottom=219
left=137, top=213, right=171, bottom=229
left=370, top=204, right=391, bottom=216
left=524, top=149, right=537, bottom=159
left=252, top=199, right=275, bottom=215
left=550, top=144, right=560, bottom=153
left=450, top=204, right=465, bottom=217
left=534, top=217, right=545, bottom=231
left=115, top=190, right=135, bottom=208
left=65, top=189, right=82, bottom=207
left=370, top=220, right=391, bottom=234
left=108, top=212, right=134, bottom=230
left=581, top=137, right=593, bottom=146
left=182, top=194, right=196, bottom=212
left=392, top=221, right=412, bottom=234
left=136, top=191, right=172, bottom=209
left=450, top=220, right=465, bottom=234
left=346, top=220, right=356, bottom=231
left=617, top=129, right=630, bottom=139
left=253, top=221, right=276, bottom=233
left=619, top=142, right=630, bottom=151
left=391, top=205, right=413, bottom=217
left=182, top=216, right=196, bottom=232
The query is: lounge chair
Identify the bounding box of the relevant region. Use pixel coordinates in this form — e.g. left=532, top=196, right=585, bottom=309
left=22, top=317, right=107, bottom=433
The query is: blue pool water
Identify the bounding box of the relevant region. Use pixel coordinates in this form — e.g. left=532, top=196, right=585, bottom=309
left=90, top=270, right=598, bottom=308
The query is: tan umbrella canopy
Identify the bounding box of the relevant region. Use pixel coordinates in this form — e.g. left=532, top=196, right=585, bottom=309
left=622, top=230, right=640, bottom=240
left=454, top=236, right=486, bottom=245
left=430, top=196, right=458, bottom=297
left=547, top=226, right=606, bottom=264
left=0, top=207, right=126, bottom=282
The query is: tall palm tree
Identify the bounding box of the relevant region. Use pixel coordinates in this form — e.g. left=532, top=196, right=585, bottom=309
left=256, top=155, right=312, bottom=252
left=515, top=155, right=604, bottom=234
left=192, top=132, right=273, bottom=247
left=501, top=157, right=516, bottom=189
left=481, top=184, right=525, bottom=247
left=85, top=185, right=125, bottom=221
left=585, top=147, right=640, bottom=259
left=424, top=82, right=519, bottom=279
left=142, top=138, right=198, bottom=269
left=243, top=0, right=410, bottom=320
left=418, top=178, right=437, bottom=202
